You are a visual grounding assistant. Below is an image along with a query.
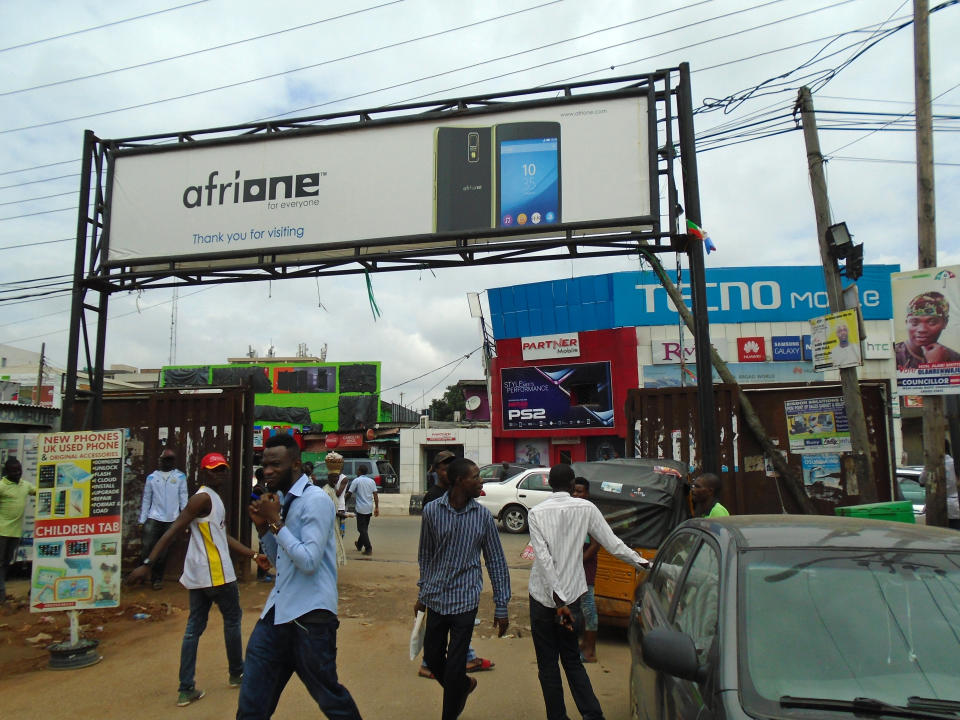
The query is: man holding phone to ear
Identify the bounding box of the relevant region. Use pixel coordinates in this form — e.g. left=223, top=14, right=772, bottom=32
left=527, top=463, right=650, bottom=720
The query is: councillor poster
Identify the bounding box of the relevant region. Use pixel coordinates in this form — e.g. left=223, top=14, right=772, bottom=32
left=891, top=264, right=960, bottom=395
left=30, top=430, right=124, bottom=612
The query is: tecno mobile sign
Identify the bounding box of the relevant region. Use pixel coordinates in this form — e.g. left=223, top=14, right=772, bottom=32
left=106, top=94, right=652, bottom=266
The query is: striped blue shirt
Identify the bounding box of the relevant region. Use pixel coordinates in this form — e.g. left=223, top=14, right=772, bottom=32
left=417, top=493, right=511, bottom=618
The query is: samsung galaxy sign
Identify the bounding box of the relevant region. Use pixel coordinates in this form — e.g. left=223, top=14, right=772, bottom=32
left=521, top=333, right=581, bottom=360
left=612, top=265, right=897, bottom=324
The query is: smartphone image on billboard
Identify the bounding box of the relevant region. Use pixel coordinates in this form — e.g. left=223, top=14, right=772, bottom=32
left=495, top=122, right=561, bottom=229
left=434, top=127, right=493, bottom=232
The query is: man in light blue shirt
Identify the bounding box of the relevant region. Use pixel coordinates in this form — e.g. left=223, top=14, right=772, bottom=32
left=138, top=448, right=188, bottom=590
left=347, top=466, right=379, bottom=556
left=238, top=433, right=362, bottom=720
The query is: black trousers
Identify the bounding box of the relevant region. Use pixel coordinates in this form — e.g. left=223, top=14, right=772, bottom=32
left=141, top=519, right=173, bottom=584
left=355, top=513, right=372, bottom=552
left=423, top=607, right=477, bottom=720
left=529, top=595, right=604, bottom=720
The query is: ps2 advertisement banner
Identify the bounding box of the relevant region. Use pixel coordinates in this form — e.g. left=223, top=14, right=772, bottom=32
left=107, top=95, right=651, bottom=266
left=784, top=397, right=852, bottom=454
left=891, top=264, right=960, bottom=395
left=502, top=362, right=613, bottom=430
left=30, top=430, right=125, bottom=612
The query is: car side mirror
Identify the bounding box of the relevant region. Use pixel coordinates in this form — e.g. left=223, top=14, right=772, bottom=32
left=641, top=627, right=707, bottom=684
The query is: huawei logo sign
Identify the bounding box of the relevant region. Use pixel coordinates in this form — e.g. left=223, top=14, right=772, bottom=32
left=743, top=340, right=761, bottom=354
left=737, top=336, right=766, bottom=362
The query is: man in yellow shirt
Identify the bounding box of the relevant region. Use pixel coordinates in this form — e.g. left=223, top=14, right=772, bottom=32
left=0, top=458, right=35, bottom=605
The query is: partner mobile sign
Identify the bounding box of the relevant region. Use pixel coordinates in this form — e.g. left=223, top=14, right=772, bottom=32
left=501, top=362, right=613, bottom=430
left=105, top=94, right=652, bottom=267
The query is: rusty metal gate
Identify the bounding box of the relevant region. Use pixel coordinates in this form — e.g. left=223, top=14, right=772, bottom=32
left=73, top=386, right=255, bottom=575
left=627, top=381, right=895, bottom=515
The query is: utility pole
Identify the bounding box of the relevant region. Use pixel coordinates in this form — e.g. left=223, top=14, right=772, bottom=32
left=33, top=342, right=45, bottom=405
left=914, top=0, right=946, bottom=526
left=798, top=86, right=877, bottom=503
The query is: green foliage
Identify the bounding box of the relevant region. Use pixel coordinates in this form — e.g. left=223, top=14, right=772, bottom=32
left=428, top=384, right=467, bottom=421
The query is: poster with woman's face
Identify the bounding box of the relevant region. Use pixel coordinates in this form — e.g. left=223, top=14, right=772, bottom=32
left=891, top=265, right=960, bottom=395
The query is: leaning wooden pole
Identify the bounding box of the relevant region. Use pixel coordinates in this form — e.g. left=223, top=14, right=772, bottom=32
left=642, top=251, right=819, bottom=514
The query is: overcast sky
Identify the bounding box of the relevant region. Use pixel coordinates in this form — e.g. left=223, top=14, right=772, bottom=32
left=1, top=0, right=958, bottom=410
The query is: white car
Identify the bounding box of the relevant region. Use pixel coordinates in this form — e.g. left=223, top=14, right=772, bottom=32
left=477, top=467, right=552, bottom=533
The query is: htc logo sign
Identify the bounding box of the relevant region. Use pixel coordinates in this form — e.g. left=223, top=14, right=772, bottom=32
left=508, top=408, right=546, bottom=420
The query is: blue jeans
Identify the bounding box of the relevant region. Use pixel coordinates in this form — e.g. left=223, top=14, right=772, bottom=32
left=237, top=607, right=362, bottom=720
left=529, top=595, right=604, bottom=720
left=581, top=585, right=598, bottom=632
left=179, top=582, right=244, bottom=692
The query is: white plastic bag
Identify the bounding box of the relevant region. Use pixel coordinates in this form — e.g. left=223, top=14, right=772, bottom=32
left=409, top=610, right=426, bottom=660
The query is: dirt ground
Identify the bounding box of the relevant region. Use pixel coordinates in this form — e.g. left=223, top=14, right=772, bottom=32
left=0, top=551, right=636, bottom=719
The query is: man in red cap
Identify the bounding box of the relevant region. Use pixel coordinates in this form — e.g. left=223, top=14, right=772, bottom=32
left=127, top=451, right=270, bottom=707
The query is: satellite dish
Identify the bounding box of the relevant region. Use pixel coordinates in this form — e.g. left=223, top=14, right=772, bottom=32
left=464, top=395, right=482, bottom=411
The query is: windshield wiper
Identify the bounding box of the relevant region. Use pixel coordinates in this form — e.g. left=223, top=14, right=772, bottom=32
left=909, top=699, right=960, bottom=714
left=780, top=696, right=958, bottom=719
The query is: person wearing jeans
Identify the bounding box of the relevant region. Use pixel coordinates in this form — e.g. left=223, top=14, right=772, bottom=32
left=238, top=432, right=362, bottom=720
left=527, top=464, right=651, bottom=720
left=126, top=452, right=267, bottom=708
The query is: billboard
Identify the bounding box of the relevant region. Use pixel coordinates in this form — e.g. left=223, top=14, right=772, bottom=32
left=502, top=361, right=613, bottom=430
left=891, top=264, right=960, bottom=395
left=107, top=94, right=652, bottom=266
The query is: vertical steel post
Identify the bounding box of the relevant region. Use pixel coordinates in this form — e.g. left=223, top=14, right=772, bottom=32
left=677, top=63, right=719, bottom=473
left=63, top=131, right=96, bottom=431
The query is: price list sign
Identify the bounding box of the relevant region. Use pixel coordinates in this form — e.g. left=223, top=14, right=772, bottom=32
left=30, top=429, right=125, bottom=612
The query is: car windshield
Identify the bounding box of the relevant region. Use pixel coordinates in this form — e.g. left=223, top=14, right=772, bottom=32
left=740, top=548, right=960, bottom=713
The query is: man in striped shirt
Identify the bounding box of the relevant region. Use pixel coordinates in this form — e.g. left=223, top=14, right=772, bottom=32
left=415, top=458, right=511, bottom=720
left=528, top=463, right=651, bottom=720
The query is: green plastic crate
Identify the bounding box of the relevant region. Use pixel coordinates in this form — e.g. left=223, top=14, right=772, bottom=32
left=834, top=500, right=915, bottom=524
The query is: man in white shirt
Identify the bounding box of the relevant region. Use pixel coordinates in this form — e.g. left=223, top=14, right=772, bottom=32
left=138, top=448, right=188, bottom=590
left=347, top=465, right=379, bottom=555
left=831, top=321, right=861, bottom=368
left=528, top=463, right=651, bottom=720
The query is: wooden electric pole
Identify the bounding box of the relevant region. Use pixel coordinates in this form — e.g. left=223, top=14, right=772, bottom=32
left=797, top=86, right=877, bottom=503
left=914, top=0, right=946, bottom=526
left=33, top=342, right=45, bottom=405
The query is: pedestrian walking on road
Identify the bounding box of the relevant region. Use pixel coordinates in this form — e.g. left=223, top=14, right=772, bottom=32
left=138, top=447, right=188, bottom=590
left=126, top=452, right=267, bottom=707
left=416, top=450, right=495, bottom=678
left=0, top=458, right=35, bottom=605
left=347, top=465, right=378, bottom=555
left=237, top=433, right=363, bottom=720
left=415, top=457, right=511, bottom=720
left=527, top=463, right=650, bottom=720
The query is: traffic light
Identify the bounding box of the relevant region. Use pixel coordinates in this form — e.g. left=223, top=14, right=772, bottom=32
left=843, top=243, right=864, bottom=280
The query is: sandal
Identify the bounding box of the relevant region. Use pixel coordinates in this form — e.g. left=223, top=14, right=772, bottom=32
left=466, top=657, right=494, bottom=672
left=417, top=667, right=435, bottom=679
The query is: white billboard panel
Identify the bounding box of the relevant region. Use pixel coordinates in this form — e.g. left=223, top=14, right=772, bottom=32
left=107, top=95, right=651, bottom=265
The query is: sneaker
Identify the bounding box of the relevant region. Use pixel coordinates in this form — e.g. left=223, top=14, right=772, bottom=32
left=152, top=581, right=163, bottom=591
left=362, top=549, right=372, bottom=556
left=177, top=688, right=205, bottom=707
left=258, top=574, right=275, bottom=583
left=229, top=673, right=243, bottom=688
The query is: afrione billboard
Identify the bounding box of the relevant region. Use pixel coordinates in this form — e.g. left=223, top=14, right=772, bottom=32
left=106, top=93, right=653, bottom=267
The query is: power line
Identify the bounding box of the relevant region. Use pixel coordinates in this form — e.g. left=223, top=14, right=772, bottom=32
left=0, top=1, right=210, bottom=53
left=0, top=0, right=565, bottom=136
left=0, top=1, right=404, bottom=98
left=0, top=237, right=73, bottom=252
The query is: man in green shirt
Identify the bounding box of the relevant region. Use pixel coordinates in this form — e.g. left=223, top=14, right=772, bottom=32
left=0, top=458, right=35, bottom=605
left=691, top=472, right=730, bottom=518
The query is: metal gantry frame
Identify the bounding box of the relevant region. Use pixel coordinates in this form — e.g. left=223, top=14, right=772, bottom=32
left=63, top=63, right=719, bottom=472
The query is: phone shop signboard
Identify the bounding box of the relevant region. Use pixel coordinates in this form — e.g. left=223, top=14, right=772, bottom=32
left=107, top=93, right=652, bottom=266
left=30, top=430, right=124, bottom=613
left=501, top=361, right=614, bottom=431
